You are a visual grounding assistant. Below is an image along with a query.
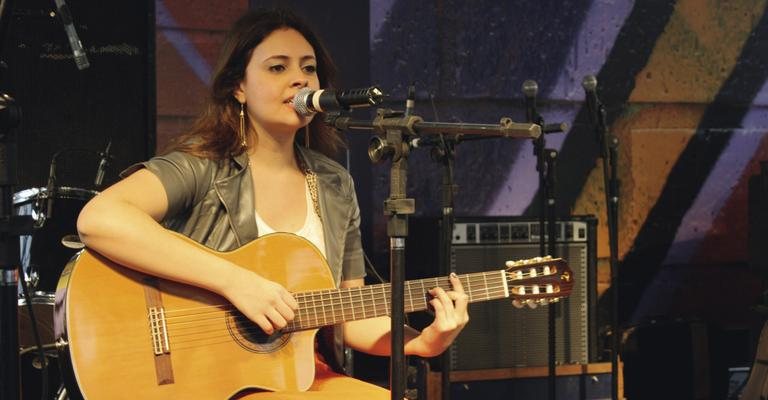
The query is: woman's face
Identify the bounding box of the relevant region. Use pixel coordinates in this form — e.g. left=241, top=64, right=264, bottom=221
left=235, top=28, right=320, bottom=138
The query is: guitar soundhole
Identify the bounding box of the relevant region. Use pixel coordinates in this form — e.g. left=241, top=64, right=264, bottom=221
left=225, top=310, right=290, bottom=353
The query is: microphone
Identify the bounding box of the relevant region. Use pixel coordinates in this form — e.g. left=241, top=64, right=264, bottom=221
left=45, top=157, right=57, bottom=220
left=94, top=141, right=112, bottom=189
left=582, top=74, right=610, bottom=150
left=581, top=75, right=599, bottom=126
left=293, top=86, right=384, bottom=117
left=522, top=80, right=538, bottom=123
left=54, top=0, right=90, bottom=70
left=404, top=84, right=415, bottom=117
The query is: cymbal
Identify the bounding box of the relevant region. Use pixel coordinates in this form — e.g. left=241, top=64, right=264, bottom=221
left=61, top=234, right=84, bottom=249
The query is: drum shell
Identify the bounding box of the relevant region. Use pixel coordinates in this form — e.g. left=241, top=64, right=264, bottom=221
left=18, top=292, right=64, bottom=400
left=14, top=187, right=96, bottom=292
left=18, top=292, right=56, bottom=350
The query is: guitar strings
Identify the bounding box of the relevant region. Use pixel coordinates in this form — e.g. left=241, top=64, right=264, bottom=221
left=162, top=283, right=564, bottom=348
left=164, top=287, right=516, bottom=348
left=142, top=259, right=568, bottom=350
left=161, top=274, right=511, bottom=323
left=161, top=273, right=504, bottom=316
left=161, top=268, right=554, bottom=319
left=161, top=280, right=558, bottom=329
left=163, top=283, right=511, bottom=329
left=161, top=284, right=556, bottom=329
left=160, top=272, right=560, bottom=326
left=162, top=282, right=510, bottom=324
left=161, top=283, right=556, bottom=347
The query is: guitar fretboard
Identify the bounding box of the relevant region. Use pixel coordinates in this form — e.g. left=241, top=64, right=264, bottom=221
left=284, top=270, right=508, bottom=332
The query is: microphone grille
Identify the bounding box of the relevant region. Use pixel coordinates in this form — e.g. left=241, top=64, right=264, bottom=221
left=522, top=80, right=538, bottom=97
left=293, top=88, right=314, bottom=117
left=582, top=75, right=597, bottom=91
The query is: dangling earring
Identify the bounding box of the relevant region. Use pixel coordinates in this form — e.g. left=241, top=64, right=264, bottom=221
left=239, top=102, right=247, bottom=148
left=304, top=125, right=310, bottom=148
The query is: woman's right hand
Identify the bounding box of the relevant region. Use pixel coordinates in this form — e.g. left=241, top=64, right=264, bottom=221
left=221, top=267, right=299, bottom=335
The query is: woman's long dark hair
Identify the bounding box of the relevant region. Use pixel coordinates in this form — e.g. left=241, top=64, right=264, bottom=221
left=167, top=8, right=342, bottom=159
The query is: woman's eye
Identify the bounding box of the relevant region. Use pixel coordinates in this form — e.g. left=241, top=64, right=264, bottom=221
left=303, top=65, right=317, bottom=74
left=269, top=65, right=286, bottom=72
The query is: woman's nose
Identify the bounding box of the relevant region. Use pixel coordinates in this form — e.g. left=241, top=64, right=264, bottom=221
left=291, top=75, right=309, bottom=88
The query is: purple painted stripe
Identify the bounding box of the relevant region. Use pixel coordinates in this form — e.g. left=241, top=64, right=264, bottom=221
left=752, top=75, right=768, bottom=106
left=663, top=108, right=768, bottom=264
left=487, top=0, right=635, bottom=215
left=370, top=0, right=397, bottom=48
left=486, top=108, right=573, bottom=215
left=156, top=0, right=212, bottom=86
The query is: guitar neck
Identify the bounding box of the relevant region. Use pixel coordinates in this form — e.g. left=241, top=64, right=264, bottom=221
left=284, top=270, right=508, bottom=332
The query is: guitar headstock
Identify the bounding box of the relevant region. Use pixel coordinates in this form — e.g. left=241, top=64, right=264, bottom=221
left=504, top=256, right=573, bottom=307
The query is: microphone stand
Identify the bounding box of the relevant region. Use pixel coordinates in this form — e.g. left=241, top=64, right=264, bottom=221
left=524, top=80, right=560, bottom=400
left=435, top=137, right=455, bottom=400
left=377, top=112, right=415, bottom=400
left=604, top=117, right=620, bottom=400
left=404, top=84, right=456, bottom=400
left=400, top=86, right=458, bottom=400
left=544, top=148, right=560, bottom=400
left=326, top=108, right=540, bottom=400
left=584, top=77, right=621, bottom=400
left=420, top=133, right=458, bottom=400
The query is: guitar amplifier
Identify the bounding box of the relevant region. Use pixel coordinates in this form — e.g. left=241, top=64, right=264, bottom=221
left=406, top=216, right=598, bottom=370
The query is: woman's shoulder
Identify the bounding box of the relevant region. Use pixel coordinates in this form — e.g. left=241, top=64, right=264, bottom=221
left=299, top=147, right=355, bottom=195
left=299, top=147, right=350, bottom=176
left=122, top=150, right=243, bottom=181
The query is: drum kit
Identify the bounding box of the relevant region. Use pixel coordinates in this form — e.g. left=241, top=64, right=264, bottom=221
left=14, top=150, right=108, bottom=399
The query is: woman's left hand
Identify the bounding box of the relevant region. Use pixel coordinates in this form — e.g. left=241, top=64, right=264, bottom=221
left=411, top=273, right=470, bottom=357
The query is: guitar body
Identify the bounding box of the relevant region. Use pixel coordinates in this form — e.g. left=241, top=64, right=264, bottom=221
left=55, top=233, right=335, bottom=399
left=54, top=231, right=573, bottom=399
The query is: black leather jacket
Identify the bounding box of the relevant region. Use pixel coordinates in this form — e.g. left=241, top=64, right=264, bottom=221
left=122, top=145, right=366, bottom=285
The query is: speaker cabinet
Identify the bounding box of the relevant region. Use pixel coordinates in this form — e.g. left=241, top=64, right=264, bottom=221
left=407, top=216, right=597, bottom=369
left=3, top=0, right=154, bottom=189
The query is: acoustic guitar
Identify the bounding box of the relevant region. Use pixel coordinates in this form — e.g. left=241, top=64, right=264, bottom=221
left=54, top=232, right=572, bottom=399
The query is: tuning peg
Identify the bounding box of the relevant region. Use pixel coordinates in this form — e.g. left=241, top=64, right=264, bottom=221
left=512, top=270, right=523, bottom=281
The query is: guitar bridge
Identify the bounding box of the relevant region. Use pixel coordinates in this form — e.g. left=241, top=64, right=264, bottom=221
left=148, top=306, right=171, bottom=355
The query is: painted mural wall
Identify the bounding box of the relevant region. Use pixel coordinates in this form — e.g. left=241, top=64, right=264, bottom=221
left=156, top=0, right=768, bottom=331
left=368, top=0, right=768, bottom=330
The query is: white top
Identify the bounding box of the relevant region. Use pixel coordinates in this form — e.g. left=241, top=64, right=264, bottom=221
left=255, top=181, right=326, bottom=258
